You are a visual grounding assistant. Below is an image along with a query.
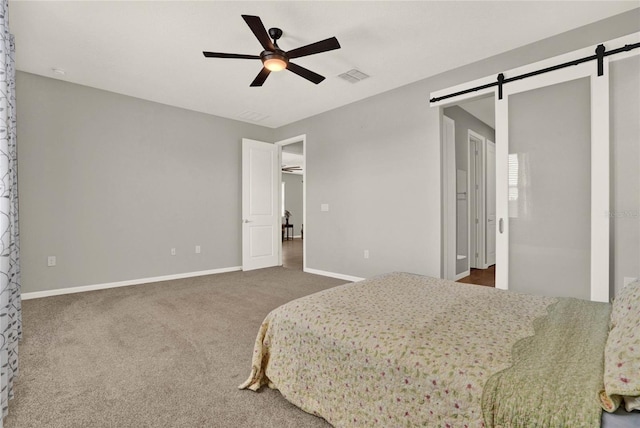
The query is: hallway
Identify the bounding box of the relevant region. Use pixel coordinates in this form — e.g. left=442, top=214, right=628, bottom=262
left=282, top=238, right=303, bottom=270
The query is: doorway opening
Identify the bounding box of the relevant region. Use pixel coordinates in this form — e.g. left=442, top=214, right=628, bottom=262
left=442, top=94, right=496, bottom=287
left=278, top=136, right=305, bottom=271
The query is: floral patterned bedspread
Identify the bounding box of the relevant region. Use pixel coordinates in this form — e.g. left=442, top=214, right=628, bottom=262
left=240, top=272, right=556, bottom=427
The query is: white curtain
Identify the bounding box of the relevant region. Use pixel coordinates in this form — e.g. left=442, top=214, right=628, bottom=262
left=0, top=0, right=21, bottom=425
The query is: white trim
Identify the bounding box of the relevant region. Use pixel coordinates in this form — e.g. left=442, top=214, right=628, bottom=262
left=484, top=139, right=497, bottom=269
left=431, top=76, right=496, bottom=107
left=304, top=268, right=365, bottom=283
left=590, top=58, right=610, bottom=302
left=429, top=33, right=640, bottom=108
left=21, top=266, right=243, bottom=300
left=442, top=114, right=456, bottom=280
left=276, top=134, right=307, bottom=271
left=468, top=130, right=486, bottom=270
left=494, top=94, right=508, bottom=290
left=455, top=270, right=470, bottom=281
left=466, top=136, right=473, bottom=269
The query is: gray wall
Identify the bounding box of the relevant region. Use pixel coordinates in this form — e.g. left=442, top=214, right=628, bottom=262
left=16, top=9, right=640, bottom=293
left=17, top=72, right=273, bottom=293
left=443, top=106, right=496, bottom=176
left=610, top=55, right=640, bottom=296
left=283, top=173, right=303, bottom=237
left=273, top=9, right=640, bottom=280
left=442, top=106, right=496, bottom=274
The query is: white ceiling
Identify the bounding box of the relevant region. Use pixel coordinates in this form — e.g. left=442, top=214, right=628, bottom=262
left=282, top=141, right=304, bottom=174
left=9, top=1, right=638, bottom=128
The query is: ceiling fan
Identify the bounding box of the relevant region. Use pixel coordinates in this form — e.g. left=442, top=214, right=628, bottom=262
left=202, top=15, right=341, bottom=87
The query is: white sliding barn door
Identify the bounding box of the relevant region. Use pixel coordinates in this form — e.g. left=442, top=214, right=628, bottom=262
left=242, top=139, right=280, bottom=271
left=495, top=62, right=609, bottom=301
left=432, top=33, right=640, bottom=302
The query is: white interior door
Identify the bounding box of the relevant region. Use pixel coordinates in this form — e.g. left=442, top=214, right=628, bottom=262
left=485, top=140, right=496, bottom=266
left=242, top=139, right=279, bottom=271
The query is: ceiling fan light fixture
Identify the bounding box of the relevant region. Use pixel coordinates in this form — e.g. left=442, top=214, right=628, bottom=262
left=262, top=51, right=288, bottom=72
left=202, top=15, right=341, bottom=86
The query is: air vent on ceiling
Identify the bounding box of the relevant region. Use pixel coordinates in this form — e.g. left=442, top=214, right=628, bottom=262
left=338, top=69, right=370, bottom=83
left=238, top=110, right=269, bottom=122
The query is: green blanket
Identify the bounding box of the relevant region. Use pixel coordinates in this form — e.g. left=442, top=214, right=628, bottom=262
left=482, top=298, right=611, bottom=428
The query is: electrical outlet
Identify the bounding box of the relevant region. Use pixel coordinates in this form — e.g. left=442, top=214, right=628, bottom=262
left=364, top=250, right=369, bottom=259
left=171, top=248, right=176, bottom=256
left=47, top=256, right=56, bottom=267
left=195, top=245, right=201, bottom=254
left=321, top=203, right=329, bottom=212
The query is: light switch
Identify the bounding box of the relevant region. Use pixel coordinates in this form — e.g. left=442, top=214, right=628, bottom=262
left=321, top=203, right=329, bottom=212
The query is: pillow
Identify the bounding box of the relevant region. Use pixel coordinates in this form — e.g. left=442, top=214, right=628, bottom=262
left=624, top=395, right=640, bottom=412
left=601, top=280, right=640, bottom=412
left=610, top=279, right=640, bottom=329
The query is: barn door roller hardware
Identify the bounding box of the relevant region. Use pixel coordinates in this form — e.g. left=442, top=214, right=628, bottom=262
left=430, top=42, right=640, bottom=103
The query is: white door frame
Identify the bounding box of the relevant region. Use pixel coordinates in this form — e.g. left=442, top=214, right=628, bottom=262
left=468, top=130, right=486, bottom=270
left=432, top=32, right=640, bottom=302
left=275, top=134, right=307, bottom=271
left=495, top=61, right=609, bottom=301
left=442, top=115, right=457, bottom=280
left=485, top=139, right=496, bottom=268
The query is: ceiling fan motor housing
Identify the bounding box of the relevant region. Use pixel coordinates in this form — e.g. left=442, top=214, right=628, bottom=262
left=261, top=49, right=288, bottom=65
left=268, top=27, right=283, bottom=42
left=261, top=48, right=289, bottom=72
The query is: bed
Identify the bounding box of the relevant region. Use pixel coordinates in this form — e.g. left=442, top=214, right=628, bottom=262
left=240, top=272, right=640, bottom=427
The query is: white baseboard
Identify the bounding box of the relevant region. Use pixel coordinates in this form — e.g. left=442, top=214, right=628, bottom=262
left=304, top=268, right=365, bottom=283
left=22, top=266, right=242, bottom=300
left=454, top=270, right=470, bottom=281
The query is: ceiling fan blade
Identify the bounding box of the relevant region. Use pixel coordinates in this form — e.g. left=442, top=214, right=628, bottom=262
left=242, top=15, right=275, bottom=51
left=287, top=37, right=341, bottom=59
left=202, top=52, right=260, bottom=59
left=250, top=67, right=271, bottom=87
left=286, top=62, right=325, bottom=85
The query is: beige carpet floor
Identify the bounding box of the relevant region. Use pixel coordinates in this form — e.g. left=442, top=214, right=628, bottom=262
left=6, top=267, right=347, bottom=428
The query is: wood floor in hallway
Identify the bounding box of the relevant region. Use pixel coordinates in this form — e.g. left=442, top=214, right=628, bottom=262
left=282, top=237, right=303, bottom=270
left=282, top=239, right=494, bottom=287
left=457, top=265, right=495, bottom=287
